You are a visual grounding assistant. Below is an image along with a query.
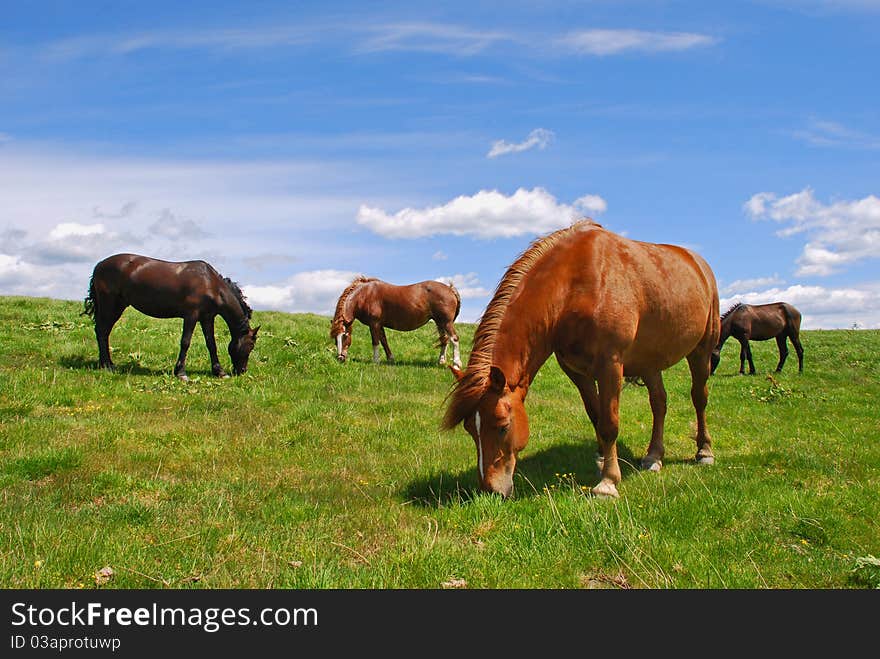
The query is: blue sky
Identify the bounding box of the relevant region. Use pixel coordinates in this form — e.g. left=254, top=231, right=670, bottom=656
left=1, top=0, right=879, bottom=327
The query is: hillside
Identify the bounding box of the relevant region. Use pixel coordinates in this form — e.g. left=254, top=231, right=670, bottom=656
left=0, top=296, right=878, bottom=588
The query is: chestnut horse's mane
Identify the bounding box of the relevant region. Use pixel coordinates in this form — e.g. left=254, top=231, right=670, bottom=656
left=330, top=276, right=377, bottom=337
left=442, top=219, right=600, bottom=429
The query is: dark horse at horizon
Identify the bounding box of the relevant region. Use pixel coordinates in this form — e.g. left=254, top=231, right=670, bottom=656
left=330, top=276, right=462, bottom=368
left=83, top=253, right=260, bottom=381
left=710, top=302, right=803, bottom=375
left=443, top=220, right=720, bottom=499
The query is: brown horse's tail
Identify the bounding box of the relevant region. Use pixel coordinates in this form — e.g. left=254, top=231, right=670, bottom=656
left=82, top=274, right=96, bottom=319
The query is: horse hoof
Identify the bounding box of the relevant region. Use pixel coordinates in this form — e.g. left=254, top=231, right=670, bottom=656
left=591, top=480, right=619, bottom=499
left=177, top=374, right=189, bottom=383
left=695, top=454, right=715, bottom=465
left=221, top=374, right=230, bottom=379
left=641, top=457, right=662, bottom=472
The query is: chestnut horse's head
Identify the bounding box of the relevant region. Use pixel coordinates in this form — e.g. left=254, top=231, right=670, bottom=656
left=330, top=319, right=353, bottom=362
left=448, top=365, right=529, bottom=498
left=229, top=325, right=259, bottom=375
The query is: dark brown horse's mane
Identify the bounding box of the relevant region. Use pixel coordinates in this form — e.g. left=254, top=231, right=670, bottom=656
left=330, top=276, right=377, bottom=337
left=223, top=277, right=252, bottom=320
left=442, top=219, right=599, bottom=430
left=720, top=302, right=744, bottom=321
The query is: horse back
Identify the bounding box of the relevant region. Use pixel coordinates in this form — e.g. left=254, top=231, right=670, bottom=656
left=93, top=253, right=223, bottom=318
left=551, top=229, right=718, bottom=371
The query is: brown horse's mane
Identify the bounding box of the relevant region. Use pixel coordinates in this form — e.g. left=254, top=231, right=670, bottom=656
left=223, top=277, right=252, bottom=320
left=442, top=219, right=600, bottom=429
left=720, top=302, right=744, bottom=321
left=330, top=276, right=377, bottom=337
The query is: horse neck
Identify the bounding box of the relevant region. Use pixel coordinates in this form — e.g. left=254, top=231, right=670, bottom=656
left=337, top=286, right=364, bottom=326
left=219, top=290, right=250, bottom=338
left=489, top=282, right=560, bottom=390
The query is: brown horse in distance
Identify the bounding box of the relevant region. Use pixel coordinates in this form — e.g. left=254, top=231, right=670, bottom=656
left=443, top=220, right=720, bottom=499
left=83, top=253, right=260, bottom=381
left=330, top=276, right=462, bottom=368
left=710, top=302, right=803, bottom=375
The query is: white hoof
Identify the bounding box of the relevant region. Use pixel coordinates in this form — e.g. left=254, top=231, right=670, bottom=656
left=591, top=480, right=619, bottom=499
left=641, top=457, right=662, bottom=472
left=695, top=454, right=715, bottom=465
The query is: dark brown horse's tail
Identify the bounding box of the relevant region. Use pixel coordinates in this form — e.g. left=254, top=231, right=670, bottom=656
left=82, top=274, right=96, bottom=319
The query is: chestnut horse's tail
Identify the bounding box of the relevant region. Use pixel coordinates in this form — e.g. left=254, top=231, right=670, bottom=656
left=448, top=281, right=461, bottom=320
left=82, top=274, right=96, bottom=319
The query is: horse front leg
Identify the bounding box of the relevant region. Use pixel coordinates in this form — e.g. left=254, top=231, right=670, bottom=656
left=174, top=316, right=198, bottom=381
left=745, top=339, right=756, bottom=375
left=201, top=316, right=228, bottom=378
left=641, top=371, right=666, bottom=472
left=686, top=351, right=715, bottom=465
left=555, top=357, right=603, bottom=475
left=593, top=359, right=623, bottom=499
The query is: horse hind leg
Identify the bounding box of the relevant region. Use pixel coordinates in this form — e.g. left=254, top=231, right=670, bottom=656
left=94, top=295, right=126, bottom=371
left=791, top=333, right=804, bottom=373
left=437, top=328, right=449, bottom=366
left=437, top=319, right=461, bottom=369
left=775, top=335, right=789, bottom=372
left=640, top=372, right=666, bottom=472
left=686, top=351, right=715, bottom=465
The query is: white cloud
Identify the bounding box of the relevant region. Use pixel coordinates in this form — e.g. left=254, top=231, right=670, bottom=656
left=432, top=251, right=448, bottom=261
left=720, top=283, right=880, bottom=329
left=573, top=194, right=607, bottom=215
left=28, top=222, right=137, bottom=265
left=356, top=187, right=606, bottom=239
left=558, top=29, right=717, bottom=56
left=720, top=275, right=785, bottom=296
left=487, top=128, right=554, bottom=158
left=791, top=119, right=880, bottom=150
left=434, top=273, right=491, bottom=299
left=358, top=23, right=511, bottom=56
left=243, top=269, right=361, bottom=314
left=745, top=188, right=880, bottom=276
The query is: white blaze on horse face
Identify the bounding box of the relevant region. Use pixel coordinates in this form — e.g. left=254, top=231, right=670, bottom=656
left=336, top=333, right=343, bottom=356
left=475, top=411, right=484, bottom=479
left=452, top=336, right=461, bottom=368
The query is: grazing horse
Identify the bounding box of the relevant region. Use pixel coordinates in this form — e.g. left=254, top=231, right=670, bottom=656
left=443, top=220, right=719, bottom=499
left=711, top=302, right=803, bottom=375
left=83, top=253, right=260, bottom=381
left=330, top=276, right=462, bottom=368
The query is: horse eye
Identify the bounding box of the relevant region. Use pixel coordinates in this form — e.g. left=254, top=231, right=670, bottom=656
left=498, top=425, right=510, bottom=437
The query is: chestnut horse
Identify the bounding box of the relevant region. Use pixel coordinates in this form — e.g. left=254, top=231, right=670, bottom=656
left=330, top=276, right=461, bottom=368
left=83, top=253, right=260, bottom=381
left=710, top=302, right=803, bottom=375
left=443, top=220, right=720, bottom=499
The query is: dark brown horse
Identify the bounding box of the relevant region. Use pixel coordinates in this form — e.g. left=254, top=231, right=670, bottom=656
left=443, top=220, right=719, bottom=499
left=83, top=253, right=260, bottom=381
left=711, top=302, right=803, bottom=375
left=330, top=276, right=461, bottom=368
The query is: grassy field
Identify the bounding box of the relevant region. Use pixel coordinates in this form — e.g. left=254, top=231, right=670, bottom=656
left=0, top=295, right=878, bottom=589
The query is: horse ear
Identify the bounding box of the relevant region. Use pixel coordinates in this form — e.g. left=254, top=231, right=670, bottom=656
left=449, top=365, right=464, bottom=381
left=489, top=366, right=507, bottom=393
left=252, top=325, right=260, bottom=336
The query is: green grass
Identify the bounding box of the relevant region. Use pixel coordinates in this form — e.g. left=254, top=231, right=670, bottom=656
left=0, top=295, right=877, bottom=589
